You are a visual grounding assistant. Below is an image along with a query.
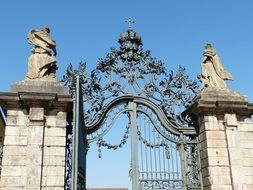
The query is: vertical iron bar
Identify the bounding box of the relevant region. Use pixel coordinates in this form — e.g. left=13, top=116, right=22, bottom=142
left=162, top=144, right=166, bottom=179
left=153, top=128, right=157, bottom=179
left=144, top=117, right=149, bottom=179
left=139, top=115, right=144, bottom=179
left=148, top=121, right=153, bottom=180
left=129, top=102, right=139, bottom=190
left=71, top=75, right=80, bottom=190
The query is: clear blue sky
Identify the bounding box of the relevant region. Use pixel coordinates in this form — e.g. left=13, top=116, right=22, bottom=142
left=1, top=0, right=253, bottom=188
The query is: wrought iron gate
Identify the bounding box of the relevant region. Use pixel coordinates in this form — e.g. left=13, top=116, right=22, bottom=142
left=63, top=26, right=201, bottom=190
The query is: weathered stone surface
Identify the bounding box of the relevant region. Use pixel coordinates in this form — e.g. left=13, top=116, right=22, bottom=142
left=44, top=136, right=66, bottom=146
left=5, top=126, right=28, bottom=136
left=0, top=176, right=25, bottom=187
left=44, top=127, right=66, bottom=137
left=11, top=80, right=68, bottom=95
left=186, top=87, right=253, bottom=189
left=2, top=155, right=26, bottom=166
left=43, top=146, right=66, bottom=156
left=29, top=107, right=44, bottom=121
left=0, top=85, right=71, bottom=190
left=43, top=156, right=65, bottom=166
left=25, top=166, right=43, bottom=187
left=26, top=26, right=57, bottom=81
left=198, top=43, right=232, bottom=89
left=27, top=126, right=44, bottom=145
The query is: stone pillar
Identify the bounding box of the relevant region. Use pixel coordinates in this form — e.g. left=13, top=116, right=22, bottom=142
left=0, top=81, right=72, bottom=190
left=185, top=89, right=253, bottom=190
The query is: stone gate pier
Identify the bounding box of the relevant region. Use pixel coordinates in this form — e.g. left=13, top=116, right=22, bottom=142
left=0, top=81, right=72, bottom=189
left=0, top=26, right=72, bottom=189
left=186, top=89, right=253, bottom=190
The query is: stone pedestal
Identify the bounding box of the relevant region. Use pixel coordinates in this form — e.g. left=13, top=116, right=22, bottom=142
left=185, top=88, right=253, bottom=190
left=0, top=80, right=72, bottom=190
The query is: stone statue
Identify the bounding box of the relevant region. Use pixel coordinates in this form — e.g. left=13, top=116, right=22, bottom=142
left=198, top=43, right=232, bottom=89
left=26, top=26, right=58, bottom=80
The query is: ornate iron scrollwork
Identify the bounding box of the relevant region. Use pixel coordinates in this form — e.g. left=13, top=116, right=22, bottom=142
left=62, top=27, right=201, bottom=190
left=62, top=29, right=198, bottom=128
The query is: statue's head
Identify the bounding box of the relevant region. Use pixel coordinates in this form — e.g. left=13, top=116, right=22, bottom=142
left=204, top=43, right=216, bottom=56
left=205, top=43, right=212, bottom=50
left=42, top=26, right=50, bottom=33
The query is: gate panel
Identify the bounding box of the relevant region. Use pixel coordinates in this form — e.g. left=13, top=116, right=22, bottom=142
left=136, top=103, right=183, bottom=190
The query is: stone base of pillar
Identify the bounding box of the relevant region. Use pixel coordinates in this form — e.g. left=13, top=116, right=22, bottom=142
left=0, top=81, right=72, bottom=189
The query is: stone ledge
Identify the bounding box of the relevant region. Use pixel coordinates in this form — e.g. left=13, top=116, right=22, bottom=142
left=184, top=88, right=253, bottom=117
left=11, top=80, right=68, bottom=95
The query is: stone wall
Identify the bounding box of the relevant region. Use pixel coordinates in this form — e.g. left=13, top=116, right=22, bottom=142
left=186, top=89, right=253, bottom=190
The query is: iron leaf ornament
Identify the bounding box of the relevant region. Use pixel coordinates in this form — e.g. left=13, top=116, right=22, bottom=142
left=62, top=28, right=199, bottom=127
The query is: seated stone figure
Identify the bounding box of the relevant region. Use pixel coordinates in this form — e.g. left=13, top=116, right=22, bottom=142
left=26, top=26, right=58, bottom=80
left=198, top=43, right=232, bottom=89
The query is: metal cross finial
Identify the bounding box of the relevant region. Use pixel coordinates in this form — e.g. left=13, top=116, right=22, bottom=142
left=125, top=18, right=135, bottom=29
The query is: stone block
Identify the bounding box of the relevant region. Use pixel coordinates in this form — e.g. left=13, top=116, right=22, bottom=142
left=11, top=80, right=68, bottom=94
left=243, top=166, right=253, bottom=175
left=4, top=136, right=27, bottom=146
left=27, top=125, right=44, bottom=145
left=26, top=145, right=43, bottom=164
left=43, top=166, right=65, bottom=176
left=242, top=149, right=253, bottom=157
left=208, top=167, right=230, bottom=177
left=243, top=158, right=253, bottom=166
left=56, top=111, right=67, bottom=127
left=207, top=148, right=228, bottom=157
left=43, top=156, right=65, bottom=166
left=45, top=176, right=65, bottom=186
left=226, top=129, right=239, bottom=147
left=0, top=176, right=25, bottom=187
left=16, top=116, right=29, bottom=126
left=208, top=156, right=229, bottom=166
left=240, top=140, right=253, bottom=149
left=202, top=176, right=212, bottom=186
left=206, top=131, right=226, bottom=140
left=3, top=146, right=26, bottom=156
left=242, top=175, right=253, bottom=185
left=6, top=109, right=18, bottom=116
left=5, top=126, right=28, bottom=136
left=2, top=155, right=26, bottom=166
left=242, top=185, right=253, bottom=190
left=201, top=157, right=209, bottom=168
left=211, top=175, right=232, bottom=185
left=1, top=166, right=25, bottom=177
left=229, top=149, right=242, bottom=165
left=44, top=127, right=66, bottom=137
left=238, top=131, right=253, bottom=140
left=25, top=166, right=42, bottom=187
left=44, top=136, right=66, bottom=146
left=204, top=115, right=218, bottom=122
left=6, top=115, right=17, bottom=126
left=29, top=107, right=44, bottom=121
left=206, top=139, right=227, bottom=148
left=44, top=146, right=65, bottom=156
left=224, top=114, right=238, bottom=127
left=46, top=116, right=57, bottom=127
left=201, top=121, right=221, bottom=132
left=239, top=124, right=253, bottom=132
